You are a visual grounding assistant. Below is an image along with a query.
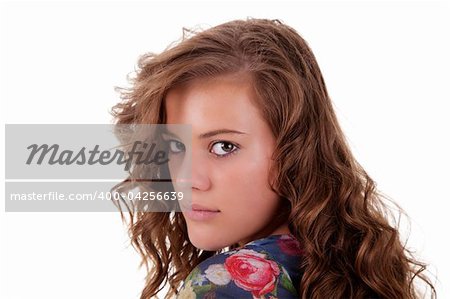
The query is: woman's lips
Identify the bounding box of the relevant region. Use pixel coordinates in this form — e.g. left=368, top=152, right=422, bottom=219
left=190, top=203, right=220, bottom=212
left=183, top=203, right=221, bottom=221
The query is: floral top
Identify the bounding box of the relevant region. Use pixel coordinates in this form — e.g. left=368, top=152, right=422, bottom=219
left=176, top=234, right=304, bottom=299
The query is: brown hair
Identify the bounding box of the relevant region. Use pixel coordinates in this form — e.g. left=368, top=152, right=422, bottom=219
left=111, top=18, right=437, bottom=299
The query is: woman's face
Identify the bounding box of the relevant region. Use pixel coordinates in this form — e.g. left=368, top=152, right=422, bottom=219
left=164, top=73, right=290, bottom=251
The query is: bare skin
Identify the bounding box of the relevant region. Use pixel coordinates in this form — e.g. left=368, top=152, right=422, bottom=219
left=164, top=73, right=291, bottom=251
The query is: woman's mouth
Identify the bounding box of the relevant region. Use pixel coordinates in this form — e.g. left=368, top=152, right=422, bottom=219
left=183, top=203, right=221, bottom=221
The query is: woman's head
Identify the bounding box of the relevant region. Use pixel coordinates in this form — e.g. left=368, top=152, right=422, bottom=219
left=112, top=18, right=436, bottom=299
left=164, top=72, right=290, bottom=251
left=116, top=18, right=333, bottom=251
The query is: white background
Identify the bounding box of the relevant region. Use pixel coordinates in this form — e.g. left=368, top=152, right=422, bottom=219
left=1, top=1, right=448, bottom=298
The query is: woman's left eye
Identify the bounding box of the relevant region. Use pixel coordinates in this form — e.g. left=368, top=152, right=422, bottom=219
left=210, top=141, right=239, bottom=157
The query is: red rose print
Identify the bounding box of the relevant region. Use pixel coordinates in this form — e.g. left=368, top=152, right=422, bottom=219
left=277, top=235, right=304, bottom=256
left=224, top=249, right=280, bottom=297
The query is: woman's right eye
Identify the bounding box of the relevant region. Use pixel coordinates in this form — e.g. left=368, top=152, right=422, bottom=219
left=167, top=140, right=185, bottom=154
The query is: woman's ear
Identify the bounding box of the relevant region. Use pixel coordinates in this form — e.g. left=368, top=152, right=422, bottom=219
left=267, top=158, right=280, bottom=192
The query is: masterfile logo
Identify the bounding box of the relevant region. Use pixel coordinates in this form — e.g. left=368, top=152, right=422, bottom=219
left=4, top=124, right=192, bottom=212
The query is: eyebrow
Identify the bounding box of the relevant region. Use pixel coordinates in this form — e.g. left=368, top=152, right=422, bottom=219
left=162, top=129, right=247, bottom=139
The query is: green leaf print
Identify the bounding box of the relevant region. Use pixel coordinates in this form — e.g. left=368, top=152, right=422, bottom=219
left=280, top=272, right=297, bottom=295
left=192, top=283, right=214, bottom=295
left=185, top=267, right=201, bottom=282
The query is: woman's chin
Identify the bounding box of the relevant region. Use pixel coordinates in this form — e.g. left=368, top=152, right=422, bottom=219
left=187, top=230, right=225, bottom=251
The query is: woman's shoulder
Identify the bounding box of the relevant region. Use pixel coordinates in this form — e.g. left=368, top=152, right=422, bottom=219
left=176, top=234, right=304, bottom=299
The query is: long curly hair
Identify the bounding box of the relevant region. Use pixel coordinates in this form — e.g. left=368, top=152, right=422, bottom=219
left=110, top=18, right=437, bottom=299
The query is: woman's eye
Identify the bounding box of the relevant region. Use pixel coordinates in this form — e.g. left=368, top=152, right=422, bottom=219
left=210, top=141, right=238, bottom=157
left=167, top=140, right=185, bottom=154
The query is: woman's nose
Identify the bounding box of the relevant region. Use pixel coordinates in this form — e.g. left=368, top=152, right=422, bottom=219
left=190, top=149, right=211, bottom=191
left=170, top=146, right=211, bottom=192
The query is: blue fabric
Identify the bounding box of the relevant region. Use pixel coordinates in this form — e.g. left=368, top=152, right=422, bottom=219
left=176, top=234, right=304, bottom=299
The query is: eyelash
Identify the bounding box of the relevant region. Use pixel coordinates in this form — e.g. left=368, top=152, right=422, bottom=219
left=164, top=139, right=240, bottom=159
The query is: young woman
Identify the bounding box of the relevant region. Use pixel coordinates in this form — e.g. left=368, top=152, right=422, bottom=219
left=111, top=18, right=436, bottom=299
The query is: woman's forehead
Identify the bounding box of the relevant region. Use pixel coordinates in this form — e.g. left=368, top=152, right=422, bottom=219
left=164, top=74, right=259, bottom=124
left=163, top=74, right=274, bottom=142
